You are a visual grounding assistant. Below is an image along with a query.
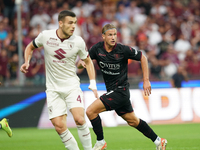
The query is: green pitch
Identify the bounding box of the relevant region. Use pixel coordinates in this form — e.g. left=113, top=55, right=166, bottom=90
left=0, top=123, right=200, bottom=150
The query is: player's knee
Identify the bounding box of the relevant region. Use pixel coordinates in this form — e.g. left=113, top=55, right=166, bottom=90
left=53, top=122, right=66, bottom=134
left=74, top=116, right=85, bottom=125
left=86, top=106, right=94, bottom=119
left=86, top=107, right=91, bottom=117
left=127, top=119, right=139, bottom=127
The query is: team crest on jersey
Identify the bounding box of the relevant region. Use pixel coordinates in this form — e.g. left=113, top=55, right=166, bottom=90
left=114, top=54, right=120, bottom=60
left=68, top=42, right=74, bottom=49
left=47, top=38, right=59, bottom=47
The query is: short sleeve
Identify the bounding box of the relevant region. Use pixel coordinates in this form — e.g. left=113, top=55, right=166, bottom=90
left=124, top=46, right=142, bottom=61
left=33, top=32, right=44, bottom=48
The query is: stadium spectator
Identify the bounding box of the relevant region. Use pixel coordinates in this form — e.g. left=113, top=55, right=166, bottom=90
left=2, top=0, right=15, bottom=26
left=186, top=54, right=200, bottom=77
left=171, top=65, right=188, bottom=88
left=8, top=53, right=18, bottom=83
left=120, top=20, right=132, bottom=45
left=0, top=49, right=9, bottom=81
left=82, top=0, right=96, bottom=17
left=174, top=33, right=191, bottom=61
left=147, top=23, right=162, bottom=46
left=30, top=8, right=51, bottom=31
left=97, top=4, right=112, bottom=27
left=150, top=0, right=167, bottom=16
left=86, top=24, right=101, bottom=49
left=117, top=0, right=130, bottom=8
left=156, top=33, right=170, bottom=59
left=91, top=0, right=103, bottom=25
left=0, top=21, right=8, bottom=41
left=48, top=0, right=58, bottom=17
left=138, top=0, right=152, bottom=16
left=24, top=48, right=45, bottom=85
left=47, top=17, right=58, bottom=30
left=171, top=1, right=184, bottom=18
left=125, top=0, right=141, bottom=17
left=71, top=1, right=84, bottom=18
left=149, top=56, right=163, bottom=80
left=160, top=44, right=179, bottom=78
left=7, top=30, right=18, bottom=57
left=127, top=15, right=140, bottom=36
left=115, top=3, right=130, bottom=24
left=128, top=59, right=142, bottom=78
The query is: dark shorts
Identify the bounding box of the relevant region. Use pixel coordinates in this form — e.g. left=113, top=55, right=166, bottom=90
left=100, top=86, right=133, bottom=116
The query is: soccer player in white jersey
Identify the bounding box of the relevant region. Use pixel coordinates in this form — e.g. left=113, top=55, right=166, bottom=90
left=20, top=10, right=98, bottom=150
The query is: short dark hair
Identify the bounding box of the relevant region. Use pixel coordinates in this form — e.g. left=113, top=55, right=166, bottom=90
left=58, top=10, right=76, bottom=21
left=102, top=24, right=116, bottom=34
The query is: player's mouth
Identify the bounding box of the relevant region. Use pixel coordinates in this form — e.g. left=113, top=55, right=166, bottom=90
left=111, top=40, right=115, bottom=44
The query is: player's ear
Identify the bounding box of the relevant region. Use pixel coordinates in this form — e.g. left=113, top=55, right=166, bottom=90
left=102, top=34, right=105, bottom=40
left=59, top=20, right=63, bottom=27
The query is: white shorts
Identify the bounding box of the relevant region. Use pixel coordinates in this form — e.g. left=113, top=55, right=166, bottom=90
left=46, top=88, right=84, bottom=119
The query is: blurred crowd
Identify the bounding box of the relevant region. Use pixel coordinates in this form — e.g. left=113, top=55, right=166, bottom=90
left=0, top=0, right=200, bottom=86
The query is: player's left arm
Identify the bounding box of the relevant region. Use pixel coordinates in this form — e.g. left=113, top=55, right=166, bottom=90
left=140, top=54, right=151, bottom=96
left=76, top=59, right=86, bottom=69
left=83, top=56, right=98, bottom=98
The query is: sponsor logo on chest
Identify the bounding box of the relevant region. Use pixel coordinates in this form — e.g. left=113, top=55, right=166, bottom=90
left=46, top=37, right=59, bottom=47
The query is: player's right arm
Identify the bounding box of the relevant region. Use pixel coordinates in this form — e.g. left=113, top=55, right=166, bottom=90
left=20, top=41, right=36, bottom=73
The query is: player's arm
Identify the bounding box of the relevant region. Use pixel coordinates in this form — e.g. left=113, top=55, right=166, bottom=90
left=76, top=59, right=86, bottom=69
left=20, top=41, right=36, bottom=73
left=83, top=56, right=98, bottom=98
left=140, top=54, right=151, bottom=96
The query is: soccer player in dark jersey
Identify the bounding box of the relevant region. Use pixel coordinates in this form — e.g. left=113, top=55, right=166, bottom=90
left=78, top=24, right=167, bottom=150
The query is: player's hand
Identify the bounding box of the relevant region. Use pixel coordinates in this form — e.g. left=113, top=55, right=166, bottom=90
left=77, top=60, right=86, bottom=69
left=143, top=80, right=151, bottom=96
left=20, top=63, right=29, bottom=73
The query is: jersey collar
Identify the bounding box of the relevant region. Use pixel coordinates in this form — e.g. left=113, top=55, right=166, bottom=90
left=103, top=42, right=117, bottom=52
left=56, top=29, right=71, bottom=42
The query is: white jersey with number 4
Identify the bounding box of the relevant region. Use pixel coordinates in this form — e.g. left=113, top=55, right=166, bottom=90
left=33, top=29, right=88, bottom=90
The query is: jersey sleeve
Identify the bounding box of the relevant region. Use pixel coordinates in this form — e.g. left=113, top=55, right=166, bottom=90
left=77, top=38, right=89, bottom=60
left=33, top=31, right=45, bottom=48
left=124, top=45, right=142, bottom=61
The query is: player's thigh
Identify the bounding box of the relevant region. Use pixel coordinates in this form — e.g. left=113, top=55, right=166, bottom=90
left=51, top=114, right=67, bottom=128
left=121, top=112, right=140, bottom=127
left=46, top=90, right=67, bottom=119
left=66, top=88, right=84, bottom=109
left=70, top=107, right=85, bottom=125
left=66, top=89, right=85, bottom=125
left=87, top=98, right=107, bottom=114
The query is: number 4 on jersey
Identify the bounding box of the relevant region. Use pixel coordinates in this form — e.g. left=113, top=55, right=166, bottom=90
left=77, top=95, right=81, bottom=103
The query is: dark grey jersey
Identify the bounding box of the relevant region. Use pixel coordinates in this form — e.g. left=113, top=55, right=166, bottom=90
left=89, top=41, right=142, bottom=91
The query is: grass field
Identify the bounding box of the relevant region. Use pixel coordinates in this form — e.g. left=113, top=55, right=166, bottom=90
left=0, top=123, right=200, bottom=150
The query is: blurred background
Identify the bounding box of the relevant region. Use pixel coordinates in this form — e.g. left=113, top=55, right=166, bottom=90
left=0, top=0, right=200, bottom=128
left=0, top=0, right=200, bottom=87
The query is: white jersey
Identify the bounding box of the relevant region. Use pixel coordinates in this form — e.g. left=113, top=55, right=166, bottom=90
left=33, top=29, right=88, bottom=90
